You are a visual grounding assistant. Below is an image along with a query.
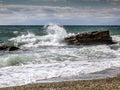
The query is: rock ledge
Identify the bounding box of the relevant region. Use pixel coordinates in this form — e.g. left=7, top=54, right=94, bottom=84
left=64, top=30, right=116, bottom=45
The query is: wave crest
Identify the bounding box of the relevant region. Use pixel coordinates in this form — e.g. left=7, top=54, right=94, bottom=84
left=9, top=24, right=68, bottom=48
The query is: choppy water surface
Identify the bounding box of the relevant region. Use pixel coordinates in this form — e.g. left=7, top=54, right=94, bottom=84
left=0, top=24, right=120, bottom=87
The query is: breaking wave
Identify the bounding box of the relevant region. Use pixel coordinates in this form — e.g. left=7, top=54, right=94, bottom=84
left=9, top=24, right=70, bottom=48
left=0, top=25, right=120, bottom=87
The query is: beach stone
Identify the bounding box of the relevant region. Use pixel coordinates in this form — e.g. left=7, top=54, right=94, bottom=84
left=64, top=30, right=116, bottom=45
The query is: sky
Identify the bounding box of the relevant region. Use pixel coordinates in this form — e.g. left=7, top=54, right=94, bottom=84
left=0, top=0, right=120, bottom=25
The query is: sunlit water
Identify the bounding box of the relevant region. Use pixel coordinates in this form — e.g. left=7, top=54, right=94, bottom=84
left=0, top=24, right=120, bottom=87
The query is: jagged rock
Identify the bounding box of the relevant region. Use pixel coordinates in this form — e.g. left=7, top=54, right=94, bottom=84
left=64, top=30, right=116, bottom=45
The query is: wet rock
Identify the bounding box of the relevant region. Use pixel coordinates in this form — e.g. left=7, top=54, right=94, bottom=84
left=0, top=41, right=20, bottom=51
left=64, top=30, right=116, bottom=45
left=8, top=46, right=19, bottom=51
left=0, top=46, right=19, bottom=51
left=0, top=46, right=8, bottom=50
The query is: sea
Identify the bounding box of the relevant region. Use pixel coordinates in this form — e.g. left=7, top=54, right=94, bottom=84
left=0, top=24, right=120, bottom=87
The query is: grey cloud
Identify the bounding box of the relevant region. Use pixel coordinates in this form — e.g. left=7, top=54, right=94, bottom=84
left=0, top=0, right=3, bottom=4
left=82, top=0, right=120, bottom=3
left=0, top=5, right=120, bottom=24
left=29, top=0, right=68, bottom=2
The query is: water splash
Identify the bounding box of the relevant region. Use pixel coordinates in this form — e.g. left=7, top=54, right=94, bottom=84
left=44, top=24, right=67, bottom=43
left=9, top=24, right=68, bottom=48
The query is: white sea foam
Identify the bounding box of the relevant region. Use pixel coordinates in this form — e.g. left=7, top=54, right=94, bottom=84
left=0, top=42, right=120, bottom=87
left=0, top=58, right=120, bottom=87
left=9, top=25, right=120, bottom=49
left=112, top=35, right=120, bottom=44
left=9, top=24, right=68, bottom=48
left=0, top=25, right=120, bottom=87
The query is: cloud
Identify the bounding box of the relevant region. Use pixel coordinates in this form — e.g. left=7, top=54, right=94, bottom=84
left=82, top=0, right=120, bottom=3
left=0, top=5, right=120, bottom=25
left=29, top=0, right=68, bottom=2
left=0, top=0, right=3, bottom=4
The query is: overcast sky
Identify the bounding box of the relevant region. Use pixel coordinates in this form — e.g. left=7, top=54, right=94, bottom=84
left=0, top=0, right=120, bottom=25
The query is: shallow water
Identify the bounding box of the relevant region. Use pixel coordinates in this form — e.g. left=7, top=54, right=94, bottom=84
left=0, top=24, right=120, bottom=87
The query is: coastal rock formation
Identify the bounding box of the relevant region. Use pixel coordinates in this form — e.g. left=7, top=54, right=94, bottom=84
left=64, top=30, right=116, bottom=45
left=0, top=41, right=19, bottom=51
left=0, top=46, right=19, bottom=51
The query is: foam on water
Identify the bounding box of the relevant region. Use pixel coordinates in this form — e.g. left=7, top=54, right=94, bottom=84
left=0, top=57, right=120, bottom=87
left=9, top=24, right=68, bottom=48
left=112, top=35, right=120, bottom=43
left=0, top=47, right=120, bottom=87
left=0, top=44, right=119, bottom=67
left=0, top=25, right=120, bottom=87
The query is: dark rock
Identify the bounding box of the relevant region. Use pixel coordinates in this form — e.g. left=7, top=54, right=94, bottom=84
left=0, top=41, right=20, bottom=51
left=0, top=46, right=8, bottom=50
left=8, top=46, right=19, bottom=51
left=0, top=46, right=19, bottom=51
left=64, top=30, right=116, bottom=45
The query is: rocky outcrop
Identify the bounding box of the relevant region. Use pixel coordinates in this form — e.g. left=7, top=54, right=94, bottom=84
left=0, top=41, right=19, bottom=51
left=64, top=30, right=116, bottom=45
left=0, top=46, right=19, bottom=51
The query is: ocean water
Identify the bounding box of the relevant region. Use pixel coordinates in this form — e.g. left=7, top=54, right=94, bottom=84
left=0, top=24, right=120, bottom=87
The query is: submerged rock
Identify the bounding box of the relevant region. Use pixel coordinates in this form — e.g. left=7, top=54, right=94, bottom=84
left=0, top=41, right=19, bottom=51
left=0, top=46, right=19, bottom=51
left=64, top=30, right=116, bottom=45
left=8, top=46, right=19, bottom=51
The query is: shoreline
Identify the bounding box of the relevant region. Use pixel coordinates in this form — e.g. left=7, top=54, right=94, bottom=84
left=0, top=74, right=120, bottom=90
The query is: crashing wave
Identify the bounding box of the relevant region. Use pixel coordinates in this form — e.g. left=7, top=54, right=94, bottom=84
left=9, top=24, right=69, bottom=48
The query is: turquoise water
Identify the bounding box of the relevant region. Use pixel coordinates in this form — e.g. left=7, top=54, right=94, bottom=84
left=0, top=24, right=120, bottom=87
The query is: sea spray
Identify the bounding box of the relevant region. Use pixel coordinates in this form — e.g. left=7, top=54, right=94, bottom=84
left=9, top=32, right=37, bottom=47
left=44, top=24, right=68, bottom=44
left=9, top=24, right=68, bottom=48
left=0, top=25, right=120, bottom=87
